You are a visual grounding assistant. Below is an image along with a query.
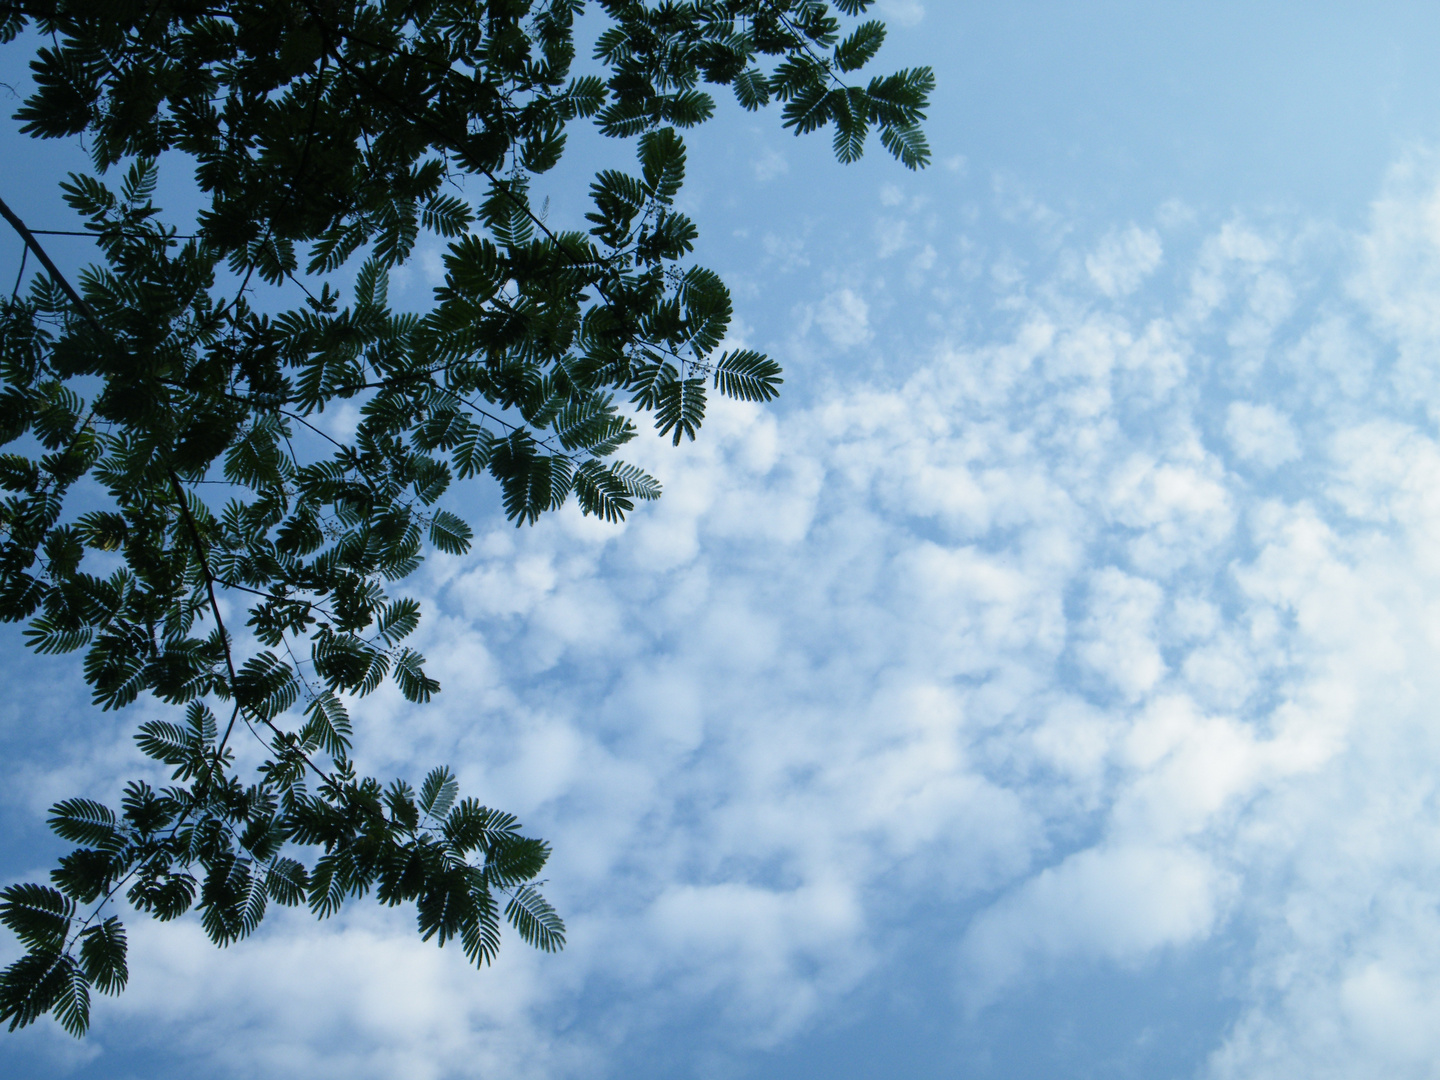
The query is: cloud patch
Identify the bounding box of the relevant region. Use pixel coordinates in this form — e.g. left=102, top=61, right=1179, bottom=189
left=1226, top=401, right=1303, bottom=469
left=1086, top=225, right=1163, bottom=297
left=15, top=151, right=1440, bottom=1080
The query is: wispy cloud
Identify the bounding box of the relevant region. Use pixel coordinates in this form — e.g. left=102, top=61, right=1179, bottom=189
left=1086, top=225, right=1164, bottom=298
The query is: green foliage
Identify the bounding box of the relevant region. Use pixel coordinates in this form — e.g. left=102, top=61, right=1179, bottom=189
left=0, top=0, right=929, bottom=1036
left=713, top=350, right=785, bottom=403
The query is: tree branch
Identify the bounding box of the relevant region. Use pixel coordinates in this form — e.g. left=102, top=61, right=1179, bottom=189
left=0, top=193, right=104, bottom=334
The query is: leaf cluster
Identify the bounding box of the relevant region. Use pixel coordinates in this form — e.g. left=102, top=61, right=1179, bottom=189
left=0, top=0, right=927, bottom=1034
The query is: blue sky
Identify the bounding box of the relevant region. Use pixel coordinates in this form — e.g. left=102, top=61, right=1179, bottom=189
left=8, top=2, right=1440, bottom=1077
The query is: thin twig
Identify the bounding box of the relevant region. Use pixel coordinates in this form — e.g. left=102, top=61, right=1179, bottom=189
left=9, top=243, right=26, bottom=301
left=27, top=229, right=200, bottom=238
left=164, top=467, right=249, bottom=764
left=0, top=193, right=104, bottom=333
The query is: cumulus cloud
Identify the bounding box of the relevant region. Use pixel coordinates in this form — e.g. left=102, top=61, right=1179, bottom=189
left=16, top=147, right=1440, bottom=1080
left=809, top=287, right=871, bottom=349
left=961, top=843, right=1229, bottom=1009
left=1351, top=148, right=1440, bottom=422
left=1074, top=568, right=1166, bottom=700
left=1226, top=401, right=1302, bottom=469
left=1086, top=225, right=1163, bottom=297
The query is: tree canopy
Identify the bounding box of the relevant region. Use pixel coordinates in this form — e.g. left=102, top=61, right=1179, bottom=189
left=0, top=0, right=930, bottom=1036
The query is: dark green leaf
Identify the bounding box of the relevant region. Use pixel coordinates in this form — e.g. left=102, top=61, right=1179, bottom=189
left=0, top=884, right=74, bottom=953
left=419, top=766, right=460, bottom=822
left=504, top=884, right=565, bottom=952
left=77, top=917, right=127, bottom=995
left=713, top=350, right=783, bottom=402
left=428, top=510, right=473, bottom=556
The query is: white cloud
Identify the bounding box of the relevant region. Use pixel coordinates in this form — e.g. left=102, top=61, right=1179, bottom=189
left=103, top=910, right=584, bottom=1080
left=19, top=146, right=1440, bottom=1080
left=1226, top=401, right=1302, bottom=469
left=646, top=880, right=868, bottom=1041
left=1075, top=568, right=1166, bottom=700
left=1086, top=225, right=1163, bottom=297
left=810, top=287, right=871, bottom=349
left=1105, top=450, right=1234, bottom=574
left=961, top=843, right=1229, bottom=1009
left=389, top=237, right=448, bottom=296
left=875, top=216, right=910, bottom=257
left=876, top=0, right=925, bottom=28
left=752, top=147, right=788, bottom=182
left=1351, top=148, right=1440, bottom=423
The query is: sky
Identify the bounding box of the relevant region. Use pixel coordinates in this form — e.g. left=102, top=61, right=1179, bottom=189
left=8, top=1, right=1440, bottom=1077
